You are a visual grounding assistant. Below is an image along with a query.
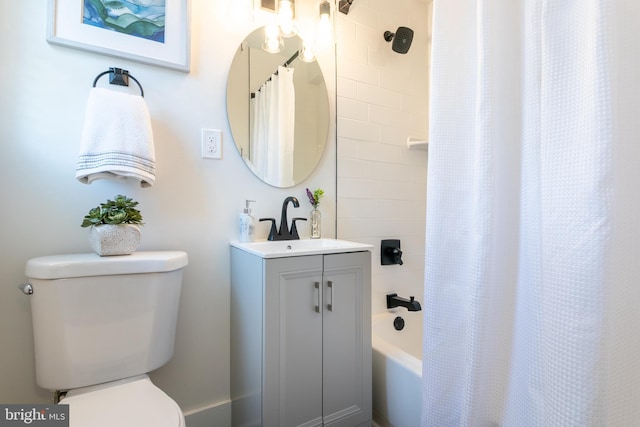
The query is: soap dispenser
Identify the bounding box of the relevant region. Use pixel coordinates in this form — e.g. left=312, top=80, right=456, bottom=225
left=239, top=200, right=256, bottom=243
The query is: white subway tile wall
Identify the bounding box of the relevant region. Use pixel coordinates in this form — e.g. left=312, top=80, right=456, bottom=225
left=337, top=0, right=432, bottom=314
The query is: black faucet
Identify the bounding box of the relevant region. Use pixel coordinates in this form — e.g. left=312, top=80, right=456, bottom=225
left=259, top=197, right=307, bottom=241
left=386, top=293, right=422, bottom=311
left=279, top=196, right=298, bottom=236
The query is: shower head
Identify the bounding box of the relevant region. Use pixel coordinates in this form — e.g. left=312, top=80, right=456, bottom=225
left=383, top=26, right=414, bottom=54
left=338, top=0, right=354, bottom=14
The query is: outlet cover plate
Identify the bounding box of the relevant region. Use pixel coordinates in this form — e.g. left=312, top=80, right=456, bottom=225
left=202, top=128, right=222, bottom=159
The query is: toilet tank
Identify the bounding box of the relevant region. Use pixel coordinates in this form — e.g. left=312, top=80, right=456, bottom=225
left=25, top=251, right=188, bottom=391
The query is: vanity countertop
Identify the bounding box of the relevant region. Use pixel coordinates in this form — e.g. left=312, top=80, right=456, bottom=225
left=230, top=238, right=373, bottom=259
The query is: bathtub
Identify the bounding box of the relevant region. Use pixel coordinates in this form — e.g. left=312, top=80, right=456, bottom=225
left=372, top=311, right=423, bottom=427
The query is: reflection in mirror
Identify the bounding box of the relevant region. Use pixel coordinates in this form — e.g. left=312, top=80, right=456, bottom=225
left=227, top=26, right=330, bottom=188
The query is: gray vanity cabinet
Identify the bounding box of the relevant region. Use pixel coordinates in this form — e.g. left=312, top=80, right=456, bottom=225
left=230, top=248, right=372, bottom=427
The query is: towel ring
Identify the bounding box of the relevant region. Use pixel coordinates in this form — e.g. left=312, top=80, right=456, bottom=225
left=92, top=67, right=144, bottom=97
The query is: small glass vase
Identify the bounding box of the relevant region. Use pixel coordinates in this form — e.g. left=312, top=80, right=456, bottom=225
left=310, top=207, right=321, bottom=239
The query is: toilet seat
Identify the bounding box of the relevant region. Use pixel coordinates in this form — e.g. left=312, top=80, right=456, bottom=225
left=60, top=375, right=185, bottom=427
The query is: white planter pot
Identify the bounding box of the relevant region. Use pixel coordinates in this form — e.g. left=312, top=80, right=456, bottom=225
left=88, top=224, right=141, bottom=256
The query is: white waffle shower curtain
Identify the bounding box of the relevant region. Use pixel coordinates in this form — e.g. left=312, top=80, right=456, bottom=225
left=423, top=1, right=640, bottom=425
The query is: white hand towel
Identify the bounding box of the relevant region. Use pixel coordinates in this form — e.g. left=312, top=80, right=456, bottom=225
left=76, top=87, right=156, bottom=187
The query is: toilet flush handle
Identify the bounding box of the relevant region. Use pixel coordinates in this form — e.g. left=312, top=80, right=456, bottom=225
left=19, top=283, right=33, bottom=295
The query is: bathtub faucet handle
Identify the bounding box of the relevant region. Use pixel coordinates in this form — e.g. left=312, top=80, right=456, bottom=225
left=381, top=239, right=403, bottom=265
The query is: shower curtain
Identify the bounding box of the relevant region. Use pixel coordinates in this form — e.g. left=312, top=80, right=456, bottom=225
left=423, top=1, right=640, bottom=425
left=250, top=66, right=295, bottom=187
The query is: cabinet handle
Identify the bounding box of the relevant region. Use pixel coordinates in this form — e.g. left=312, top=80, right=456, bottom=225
left=327, top=281, right=333, bottom=311
left=314, top=282, right=320, bottom=313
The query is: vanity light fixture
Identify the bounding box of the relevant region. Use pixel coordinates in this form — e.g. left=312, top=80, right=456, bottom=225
left=314, top=0, right=333, bottom=51
left=277, top=0, right=297, bottom=37
left=260, top=0, right=334, bottom=55
left=262, top=23, right=284, bottom=53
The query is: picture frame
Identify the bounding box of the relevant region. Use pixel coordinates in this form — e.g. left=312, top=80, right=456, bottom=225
left=47, top=0, right=190, bottom=72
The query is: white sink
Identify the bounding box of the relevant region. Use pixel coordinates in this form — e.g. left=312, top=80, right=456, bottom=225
left=230, top=238, right=373, bottom=258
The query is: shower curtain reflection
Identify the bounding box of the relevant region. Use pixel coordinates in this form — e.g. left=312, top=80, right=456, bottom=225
left=250, top=66, right=296, bottom=187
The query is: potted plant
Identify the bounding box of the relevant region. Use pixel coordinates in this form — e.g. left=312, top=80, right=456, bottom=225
left=81, top=195, right=144, bottom=256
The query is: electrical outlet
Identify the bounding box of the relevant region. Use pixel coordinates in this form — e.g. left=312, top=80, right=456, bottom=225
left=201, top=128, right=222, bottom=159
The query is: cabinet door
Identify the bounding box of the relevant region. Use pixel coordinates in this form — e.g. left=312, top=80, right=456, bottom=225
left=264, top=255, right=324, bottom=427
left=322, top=252, right=372, bottom=426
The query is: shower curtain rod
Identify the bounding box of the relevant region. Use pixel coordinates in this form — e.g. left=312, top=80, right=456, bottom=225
left=251, top=51, right=299, bottom=98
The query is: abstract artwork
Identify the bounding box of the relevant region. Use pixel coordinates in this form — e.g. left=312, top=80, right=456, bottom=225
left=47, top=0, right=189, bottom=71
left=83, top=0, right=166, bottom=43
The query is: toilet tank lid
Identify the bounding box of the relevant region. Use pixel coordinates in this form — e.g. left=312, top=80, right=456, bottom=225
left=26, top=251, right=189, bottom=279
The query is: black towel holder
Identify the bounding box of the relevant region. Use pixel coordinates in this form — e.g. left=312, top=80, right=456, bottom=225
left=92, top=67, right=144, bottom=97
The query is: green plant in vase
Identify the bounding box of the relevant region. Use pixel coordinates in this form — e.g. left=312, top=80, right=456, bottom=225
left=306, top=188, right=324, bottom=239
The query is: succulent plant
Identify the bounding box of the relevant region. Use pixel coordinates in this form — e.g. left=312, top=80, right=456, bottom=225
left=81, top=195, right=144, bottom=228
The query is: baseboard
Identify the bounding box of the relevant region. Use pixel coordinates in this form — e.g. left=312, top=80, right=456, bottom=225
left=184, top=399, right=231, bottom=427
left=372, top=411, right=388, bottom=427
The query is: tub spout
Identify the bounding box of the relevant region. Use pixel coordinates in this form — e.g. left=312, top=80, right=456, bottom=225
left=386, top=293, right=422, bottom=311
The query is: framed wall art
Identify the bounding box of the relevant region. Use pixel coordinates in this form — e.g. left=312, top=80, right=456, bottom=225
left=47, top=0, right=190, bottom=72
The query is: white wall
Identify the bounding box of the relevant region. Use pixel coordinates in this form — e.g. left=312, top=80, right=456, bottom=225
left=0, top=0, right=429, bottom=424
left=0, top=0, right=335, bottom=423
left=336, top=0, right=432, bottom=314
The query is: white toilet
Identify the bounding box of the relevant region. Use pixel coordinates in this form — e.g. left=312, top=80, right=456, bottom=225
left=24, top=251, right=188, bottom=427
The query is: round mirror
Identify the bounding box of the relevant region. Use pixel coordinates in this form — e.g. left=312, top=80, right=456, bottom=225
left=227, top=26, right=330, bottom=188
